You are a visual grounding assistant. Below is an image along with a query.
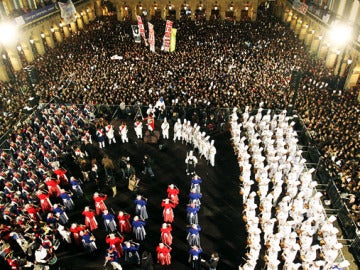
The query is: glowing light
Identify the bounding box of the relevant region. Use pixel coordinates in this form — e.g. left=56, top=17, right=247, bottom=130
left=0, top=22, right=18, bottom=45
left=329, top=23, right=352, bottom=47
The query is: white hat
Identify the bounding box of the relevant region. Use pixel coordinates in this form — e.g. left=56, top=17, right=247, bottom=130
left=328, top=215, right=337, bottom=223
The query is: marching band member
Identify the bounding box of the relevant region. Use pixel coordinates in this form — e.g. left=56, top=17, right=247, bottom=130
left=187, top=224, right=201, bottom=246
left=167, top=184, right=179, bottom=206
left=57, top=224, right=72, bottom=244
left=122, top=241, right=140, bottom=264
left=106, top=233, right=124, bottom=257
left=70, top=223, right=86, bottom=246
left=104, top=246, right=123, bottom=270
left=134, top=118, right=143, bottom=139
left=144, top=113, right=155, bottom=132
left=44, top=177, right=61, bottom=197
left=36, top=190, right=52, bottom=213
left=119, top=122, right=129, bottom=143
left=96, top=127, right=105, bottom=149
left=156, top=242, right=172, bottom=265
left=105, top=123, right=116, bottom=145
left=82, top=206, right=98, bottom=231
left=189, top=245, right=203, bottom=270
left=161, top=118, right=169, bottom=139
left=134, top=195, right=148, bottom=220
left=173, top=118, right=182, bottom=142
left=70, top=177, right=84, bottom=198
left=190, top=175, right=202, bottom=194
left=161, top=198, right=176, bottom=223
left=160, top=223, right=173, bottom=246
left=117, top=211, right=132, bottom=234
left=185, top=151, right=198, bottom=176
left=209, top=140, right=217, bottom=167
left=102, top=209, right=117, bottom=233
left=59, top=189, right=75, bottom=211
left=81, top=229, right=97, bottom=252
left=93, top=192, right=108, bottom=215
left=52, top=204, right=69, bottom=225
left=187, top=203, right=200, bottom=225
left=189, top=188, right=202, bottom=207
left=132, top=216, right=146, bottom=241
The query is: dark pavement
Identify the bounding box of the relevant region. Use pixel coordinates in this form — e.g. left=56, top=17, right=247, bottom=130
left=2, top=120, right=247, bottom=270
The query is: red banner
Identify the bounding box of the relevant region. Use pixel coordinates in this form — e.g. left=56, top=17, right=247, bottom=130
left=162, top=20, right=173, bottom=52
left=137, top=16, right=148, bottom=46
left=148, top=22, right=155, bottom=53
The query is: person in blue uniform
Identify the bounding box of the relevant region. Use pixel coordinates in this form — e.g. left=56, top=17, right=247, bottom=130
left=186, top=203, right=200, bottom=225
left=187, top=224, right=201, bottom=246
left=102, top=209, right=117, bottom=233
left=132, top=216, right=146, bottom=241
left=122, top=241, right=141, bottom=264
left=134, top=195, right=148, bottom=220
left=189, top=245, right=203, bottom=270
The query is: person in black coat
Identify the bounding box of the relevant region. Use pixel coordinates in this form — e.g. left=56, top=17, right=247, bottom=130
left=141, top=250, right=154, bottom=270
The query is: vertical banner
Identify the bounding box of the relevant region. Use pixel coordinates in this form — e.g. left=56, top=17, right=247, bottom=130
left=169, top=28, right=177, bottom=52
left=148, top=22, right=155, bottom=53
left=58, top=0, right=77, bottom=25
left=131, top=25, right=141, bottom=43
left=162, top=20, right=173, bottom=52
left=137, top=16, right=148, bottom=46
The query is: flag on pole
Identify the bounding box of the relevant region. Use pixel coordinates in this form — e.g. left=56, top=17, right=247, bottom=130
left=148, top=22, right=155, bottom=53
left=169, top=28, right=177, bottom=52
left=162, top=20, right=173, bottom=52
left=58, top=0, right=77, bottom=25
left=137, top=16, right=148, bottom=46
left=131, top=25, right=141, bottom=43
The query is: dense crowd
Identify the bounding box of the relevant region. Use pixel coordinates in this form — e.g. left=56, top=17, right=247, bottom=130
left=0, top=6, right=359, bottom=261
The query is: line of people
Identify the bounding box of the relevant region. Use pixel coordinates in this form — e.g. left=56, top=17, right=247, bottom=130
left=156, top=183, right=179, bottom=266
left=174, top=118, right=217, bottom=167
left=230, top=105, right=349, bottom=270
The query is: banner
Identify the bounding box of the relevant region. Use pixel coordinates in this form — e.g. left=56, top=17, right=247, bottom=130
left=131, top=25, right=141, bottom=43
left=148, top=22, right=155, bottom=53
left=292, top=0, right=308, bottom=15
left=58, top=0, right=77, bottom=25
left=14, top=4, right=56, bottom=26
left=137, top=16, right=148, bottom=46
left=169, top=28, right=177, bottom=52
left=162, top=20, right=173, bottom=52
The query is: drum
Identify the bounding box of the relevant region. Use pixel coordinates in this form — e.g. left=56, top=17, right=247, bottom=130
left=48, top=254, right=58, bottom=265
left=128, top=177, right=140, bottom=191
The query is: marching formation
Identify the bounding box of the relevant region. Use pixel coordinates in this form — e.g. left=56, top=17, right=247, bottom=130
left=230, top=105, right=349, bottom=270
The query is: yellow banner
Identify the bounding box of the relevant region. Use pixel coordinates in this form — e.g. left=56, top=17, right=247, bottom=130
left=170, top=28, right=177, bottom=52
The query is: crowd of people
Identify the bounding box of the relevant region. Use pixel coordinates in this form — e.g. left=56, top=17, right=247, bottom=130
left=0, top=5, right=359, bottom=268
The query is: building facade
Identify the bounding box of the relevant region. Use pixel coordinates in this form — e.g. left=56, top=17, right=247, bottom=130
left=0, top=0, right=359, bottom=90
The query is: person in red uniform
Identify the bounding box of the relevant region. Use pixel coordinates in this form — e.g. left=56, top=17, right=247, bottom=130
left=24, top=203, right=41, bottom=221
left=144, top=113, right=155, bottom=132
left=117, top=211, right=132, bottom=234
left=36, top=190, right=52, bottom=213
left=53, top=167, right=68, bottom=186
left=6, top=254, right=19, bottom=270
left=105, top=233, right=124, bottom=257
left=70, top=223, right=86, bottom=246
left=161, top=198, right=176, bottom=223
left=93, top=192, right=108, bottom=215
left=82, top=206, right=98, bottom=231
left=160, top=223, right=173, bottom=246
left=167, top=184, right=180, bottom=206
left=44, top=177, right=61, bottom=197
left=156, top=242, right=172, bottom=265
